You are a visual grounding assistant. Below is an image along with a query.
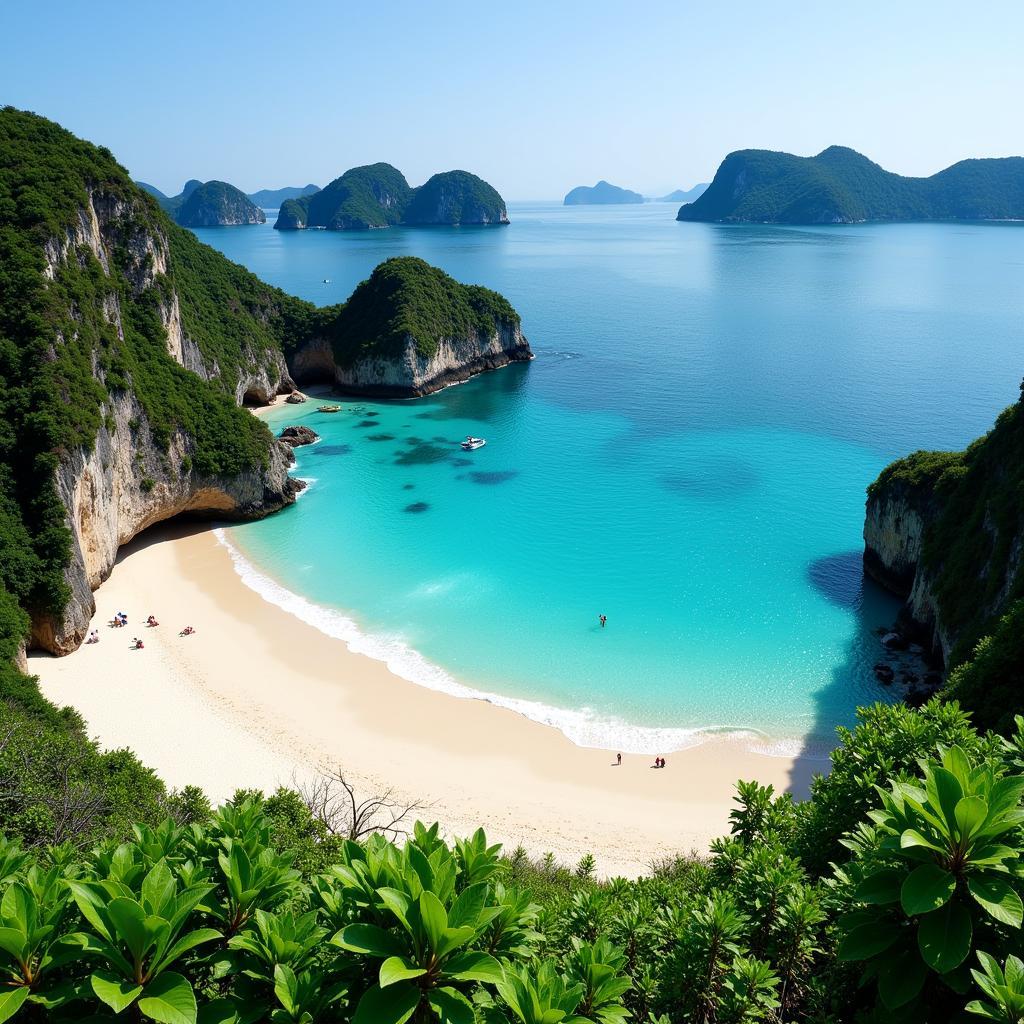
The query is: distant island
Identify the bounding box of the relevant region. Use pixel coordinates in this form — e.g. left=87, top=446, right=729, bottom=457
left=136, top=179, right=265, bottom=226
left=677, top=145, right=1024, bottom=224
left=275, top=164, right=508, bottom=230
left=563, top=180, right=644, bottom=205
left=247, top=183, right=320, bottom=207
left=655, top=184, right=708, bottom=203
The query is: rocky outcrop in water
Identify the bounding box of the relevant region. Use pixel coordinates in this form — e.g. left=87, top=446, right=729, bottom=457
left=279, top=425, right=320, bottom=447
left=323, top=321, right=532, bottom=398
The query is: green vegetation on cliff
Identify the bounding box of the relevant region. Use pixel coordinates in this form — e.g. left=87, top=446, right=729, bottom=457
left=678, top=145, right=1024, bottom=224
left=869, top=391, right=1024, bottom=728
left=404, top=170, right=509, bottom=224
left=275, top=164, right=508, bottom=230
left=0, top=107, right=305, bottom=696
left=328, top=256, right=520, bottom=366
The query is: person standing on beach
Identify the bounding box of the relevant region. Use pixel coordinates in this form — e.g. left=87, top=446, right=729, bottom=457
left=616, top=752, right=622, bottom=765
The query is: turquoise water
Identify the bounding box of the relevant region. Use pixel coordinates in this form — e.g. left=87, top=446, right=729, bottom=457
left=195, top=205, right=1024, bottom=752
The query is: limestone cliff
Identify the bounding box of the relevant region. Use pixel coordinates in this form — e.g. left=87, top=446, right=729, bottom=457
left=29, top=184, right=301, bottom=653
left=863, top=392, right=1024, bottom=666
left=863, top=473, right=948, bottom=658
left=35, top=392, right=300, bottom=654
left=308, top=321, right=531, bottom=398
left=286, top=257, right=532, bottom=398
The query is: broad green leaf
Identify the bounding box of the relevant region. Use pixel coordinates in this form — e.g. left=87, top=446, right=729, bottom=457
left=142, top=861, right=176, bottom=917
left=876, top=948, right=928, bottom=1011
left=856, top=869, right=904, bottom=905
left=66, top=882, right=113, bottom=942
left=955, top=797, right=989, bottom=841
left=352, top=982, right=420, bottom=1024
left=155, top=928, right=223, bottom=974
left=380, top=956, right=427, bottom=988
left=429, top=986, right=476, bottom=1024
left=107, top=898, right=151, bottom=962
left=964, top=999, right=1003, bottom=1020
left=444, top=950, right=505, bottom=983
left=901, top=864, right=956, bottom=916
left=333, top=923, right=407, bottom=958
left=376, top=889, right=411, bottom=931
left=273, top=964, right=298, bottom=1015
left=985, top=777, right=1024, bottom=823
left=0, top=988, right=30, bottom=1024
left=918, top=900, right=972, bottom=973
left=419, top=891, right=447, bottom=952
left=969, top=876, right=1024, bottom=928
left=196, top=998, right=239, bottom=1024
left=0, top=927, right=26, bottom=960
left=91, top=970, right=143, bottom=1013
left=434, top=925, right=476, bottom=959
left=137, top=971, right=197, bottom=1024
left=900, top=830, right=945, bottom=854
left=447, top=883, right=487, bottom=929
left=837, top=920, right=900, bottom=961
left=927, top=767, right=965, bottom=831
left=1004, top=953, right=1024, bottom=988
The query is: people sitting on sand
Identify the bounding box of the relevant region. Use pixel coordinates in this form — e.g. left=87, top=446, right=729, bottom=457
left=132, top=637, right=144, bottom=650
left=146, top=615, right=159, bottom=627
left=85, top=630, right=99, bottom=644
left=653, top=756, right=664, bottom=768
left=179, top=625, right=195, bottom=636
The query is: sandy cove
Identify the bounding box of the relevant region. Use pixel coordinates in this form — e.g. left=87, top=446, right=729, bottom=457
left=33, top=524, right=825, bottom=877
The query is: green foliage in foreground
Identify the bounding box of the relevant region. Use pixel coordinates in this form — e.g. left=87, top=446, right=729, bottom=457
left=5, top=699, right=1024, bottom=1022
left=328, top=257, right=521, bottom=365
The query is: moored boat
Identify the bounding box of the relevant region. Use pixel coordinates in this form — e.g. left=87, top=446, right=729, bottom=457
left=460, top=435, right=486, bottom=450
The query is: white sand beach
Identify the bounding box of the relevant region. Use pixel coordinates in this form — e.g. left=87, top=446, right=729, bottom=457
left=33, top=525, right=825, bottom=876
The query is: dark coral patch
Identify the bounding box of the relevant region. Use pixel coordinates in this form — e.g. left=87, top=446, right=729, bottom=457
left=405, top=501, right=430, bottom=513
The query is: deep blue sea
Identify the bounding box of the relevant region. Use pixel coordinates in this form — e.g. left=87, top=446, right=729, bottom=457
left=193, top=204, right=1024, bottom=753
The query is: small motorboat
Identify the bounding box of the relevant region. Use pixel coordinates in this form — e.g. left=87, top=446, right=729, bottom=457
left=460, top=435, right=486, bottom=451
left=317, top=404, right=342, bottom=413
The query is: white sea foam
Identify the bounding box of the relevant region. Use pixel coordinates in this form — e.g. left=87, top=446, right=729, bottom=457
left=214, top=529, right=818, bottom=757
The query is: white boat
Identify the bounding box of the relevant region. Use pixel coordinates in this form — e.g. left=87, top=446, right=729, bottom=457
left=460, top=436, right=486, bottom=451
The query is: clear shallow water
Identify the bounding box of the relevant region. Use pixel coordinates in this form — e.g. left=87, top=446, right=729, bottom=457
left=194, top=205, right=1024, bottom=751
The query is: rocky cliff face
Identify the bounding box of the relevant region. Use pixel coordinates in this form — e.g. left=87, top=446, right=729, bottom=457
left=34, top=391, right=300, bottom=654
left=864, top=395, right=1024, bottom=666
left=33, top=186, right=300, bottom=654
left=863, top=477, right=948, bottom=658
left=294, top=321, right=532, bottom=398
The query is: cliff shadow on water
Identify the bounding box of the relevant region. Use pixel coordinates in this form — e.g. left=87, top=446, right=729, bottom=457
left=791, top=549, right=908, bottom=793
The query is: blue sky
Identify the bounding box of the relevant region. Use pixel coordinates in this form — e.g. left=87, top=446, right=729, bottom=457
left=3, top=0, right=1022, bottom=199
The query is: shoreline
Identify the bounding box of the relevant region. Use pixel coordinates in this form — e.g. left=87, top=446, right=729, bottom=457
left=218, top=528, right=827, bottom=759
left=34, top=524, right=826, bottom=876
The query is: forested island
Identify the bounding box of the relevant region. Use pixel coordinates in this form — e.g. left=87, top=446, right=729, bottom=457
left=275, top=164, right=509, bottom=230
left=4, top=104, right=1024, bottom=1024
left=137, top=178, right=266, bottom=226
left=677, top=145, right=1024, bottom=223
left=563, top=180, right=644, bottom=205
